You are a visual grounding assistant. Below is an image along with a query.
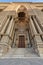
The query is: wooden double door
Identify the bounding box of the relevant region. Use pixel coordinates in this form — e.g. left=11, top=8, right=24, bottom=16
left=18, top=35, right=25, bottom=48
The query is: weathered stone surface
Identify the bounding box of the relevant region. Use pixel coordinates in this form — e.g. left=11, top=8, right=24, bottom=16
left=0, top=2, right=43, bottom=57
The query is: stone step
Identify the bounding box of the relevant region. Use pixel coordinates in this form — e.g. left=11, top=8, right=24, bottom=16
left=2, top=48, right=38, bottom=58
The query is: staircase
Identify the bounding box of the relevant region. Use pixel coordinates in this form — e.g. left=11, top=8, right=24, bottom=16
left=1, top=48, right=38, bottom=58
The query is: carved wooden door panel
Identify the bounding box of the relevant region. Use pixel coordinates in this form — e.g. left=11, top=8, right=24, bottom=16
left=18, top=35, right=25, bottom=48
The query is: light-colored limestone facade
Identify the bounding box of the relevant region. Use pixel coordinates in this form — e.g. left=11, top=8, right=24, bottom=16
left=0, top=2, right=43, bottom=57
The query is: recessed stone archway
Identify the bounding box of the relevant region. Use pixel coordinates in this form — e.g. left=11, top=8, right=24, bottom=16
left=17, top=5, right=28, bottom=20
left=18, top=12, right=25, bottom=18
